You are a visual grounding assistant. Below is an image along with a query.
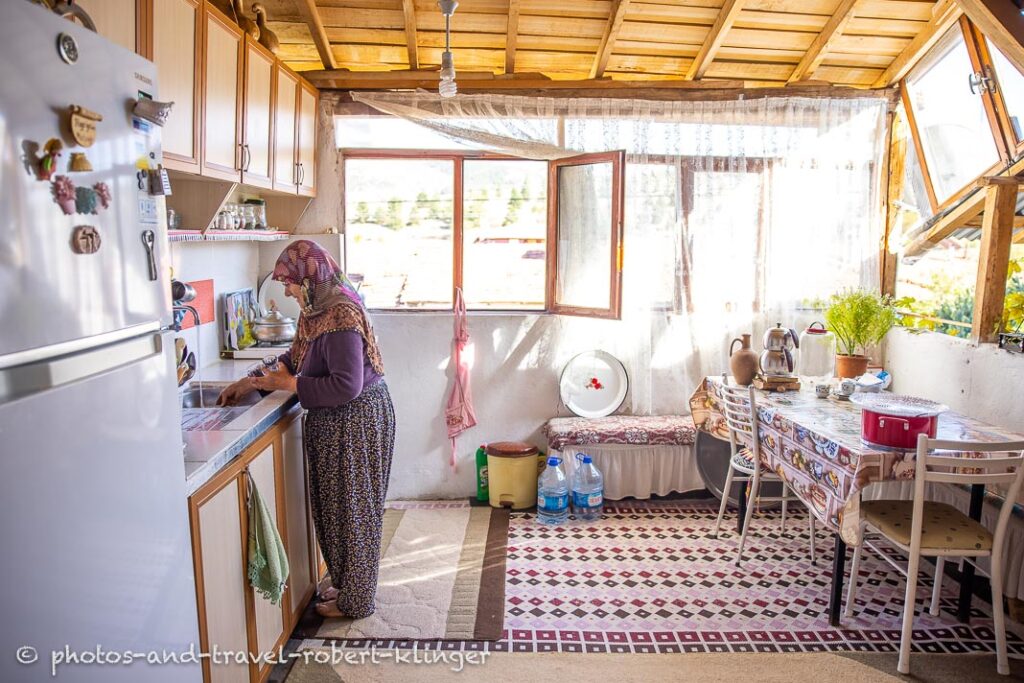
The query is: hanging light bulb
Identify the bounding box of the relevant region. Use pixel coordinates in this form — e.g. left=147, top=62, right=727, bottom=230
left=438, top=0, right=458, bottom=98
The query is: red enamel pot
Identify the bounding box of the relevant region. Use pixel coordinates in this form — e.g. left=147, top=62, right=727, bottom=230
left=850, top=393, right=949, bottom=449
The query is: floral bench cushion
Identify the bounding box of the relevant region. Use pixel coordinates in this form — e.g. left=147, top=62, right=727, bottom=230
left=543, top=415, right=697, bottom=451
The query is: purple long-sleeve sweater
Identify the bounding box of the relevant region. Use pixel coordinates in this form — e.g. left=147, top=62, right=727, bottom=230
left=279, top=330, right=382, bottom=409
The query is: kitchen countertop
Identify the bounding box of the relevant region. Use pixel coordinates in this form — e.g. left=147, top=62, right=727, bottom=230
left=182, top=360, right=299, bottom=496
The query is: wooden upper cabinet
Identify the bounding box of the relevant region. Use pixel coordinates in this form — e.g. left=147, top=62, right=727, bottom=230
left=272, top=65, right=299, bottom=193
left=75, top=0, right=139, bottom=53
left=152, top=0, right=202, bottom=173
left=201, top=5, right=243, bottom=181
left=296, top=81, right=318, bottom=197
left=241, top=36, right=275, bottom=190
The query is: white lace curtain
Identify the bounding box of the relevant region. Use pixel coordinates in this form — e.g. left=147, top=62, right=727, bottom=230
left=348, top=91, right=890, bottom=414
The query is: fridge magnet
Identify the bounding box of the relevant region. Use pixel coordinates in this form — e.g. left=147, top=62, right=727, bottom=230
left=133, top=99, right=174, bottom=127
left=38, top=139, right=63, bottom=180
left=68, top=152, right=93, bottom=173
left=71, top=225, right=102, bottom=254
left=68, top=105, right=102, bottom=147
left=148, top=165, right=172, bottom=196
left=51, top=175, right=77, bottom=215
left=93, top=182, right=111, bottom=209
left=75, top=185, right=98, bottom=215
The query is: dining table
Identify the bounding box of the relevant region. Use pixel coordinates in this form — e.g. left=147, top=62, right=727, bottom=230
left=689, top=376, right=1024, bottom=628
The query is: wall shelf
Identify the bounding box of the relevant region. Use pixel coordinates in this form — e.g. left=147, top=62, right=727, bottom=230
left=169, top=230, right=290, bottom=243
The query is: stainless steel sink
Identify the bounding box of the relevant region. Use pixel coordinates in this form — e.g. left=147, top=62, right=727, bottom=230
left=180, top=385, right=262, bottom=409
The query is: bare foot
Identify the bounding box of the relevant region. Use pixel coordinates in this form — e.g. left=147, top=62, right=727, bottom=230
left=315, top=601, right=347, bottom=619
left=318, top=587, right=339, bottom=603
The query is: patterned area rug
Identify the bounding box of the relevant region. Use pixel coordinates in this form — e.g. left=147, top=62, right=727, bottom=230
left=297, top=499, right=1021, bottom=656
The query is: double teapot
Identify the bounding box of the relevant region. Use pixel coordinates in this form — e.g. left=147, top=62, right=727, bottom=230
left=729, top=323, right=799, bottom=385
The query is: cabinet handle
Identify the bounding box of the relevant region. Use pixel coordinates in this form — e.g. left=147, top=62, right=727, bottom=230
left=294, top=161, right=300, bottom=185
left=298, top=162, right=304, bottom=186
left=242, top=144, right=251, bottom=172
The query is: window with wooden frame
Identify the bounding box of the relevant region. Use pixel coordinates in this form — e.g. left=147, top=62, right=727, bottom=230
left=343, top=149, right=625, bottom=318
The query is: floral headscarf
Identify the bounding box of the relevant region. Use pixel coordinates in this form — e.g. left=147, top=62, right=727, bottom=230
left=272, top=240, right=384, bottom=375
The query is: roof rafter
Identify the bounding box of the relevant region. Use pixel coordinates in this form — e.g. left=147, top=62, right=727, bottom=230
left=294, top=0, right=336, bottom=71
left=590, top=0, right=631, bottom=79
left=401, top=0, right=419, bottom=70
left=872, top=0, right=961, bottom=87
left=787, top=0, right=860, bottom=83
left=506, top=0, right=521, bottom=74
left=685, top=0, right=745, bottom=81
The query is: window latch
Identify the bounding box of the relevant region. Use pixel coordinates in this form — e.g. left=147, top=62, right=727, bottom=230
left=968, top=66, right=997, bottom=95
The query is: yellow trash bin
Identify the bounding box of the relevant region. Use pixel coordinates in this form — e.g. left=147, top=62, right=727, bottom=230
left=486, top=441, right=539, bottom=510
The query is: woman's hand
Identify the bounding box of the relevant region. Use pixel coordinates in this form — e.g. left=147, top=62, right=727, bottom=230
left=250, top=364, right=298, bottom=394
left=216, top=378, right=255, bottom=406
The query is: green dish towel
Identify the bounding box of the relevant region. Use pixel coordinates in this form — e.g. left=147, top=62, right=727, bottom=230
left=247, top=476, right=289, bottom=605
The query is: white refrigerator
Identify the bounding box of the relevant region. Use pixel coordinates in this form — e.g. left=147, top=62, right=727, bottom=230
left=0, top=4, right=201, bottom=681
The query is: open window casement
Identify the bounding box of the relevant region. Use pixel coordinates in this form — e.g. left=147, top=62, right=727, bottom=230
left=546, top=150, right=625, bottom=320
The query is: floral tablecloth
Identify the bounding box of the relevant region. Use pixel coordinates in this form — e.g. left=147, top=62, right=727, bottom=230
left=689, top=377, right=1024, bottom=544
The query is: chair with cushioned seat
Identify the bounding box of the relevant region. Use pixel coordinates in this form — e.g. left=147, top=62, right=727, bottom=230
left=845, top=434, right=1024, bottom=676
left=713, top=375, right=816, bottom=567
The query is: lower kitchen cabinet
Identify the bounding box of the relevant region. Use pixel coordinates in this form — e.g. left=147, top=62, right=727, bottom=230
left=188, top=408, right=320, bottom=683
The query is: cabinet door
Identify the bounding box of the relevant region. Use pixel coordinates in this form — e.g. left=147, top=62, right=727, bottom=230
left=152, top=0, right=201, bottom=173
left=241, top=36, right=274, bottom=190
left=296, top=81, right=318, bottom=197
left=201, top=6, right=243, bottom=181
left=75, top=0, right=138, bottom=53
left=281, top=413, right=315, bottom=625
left=247, top=444, right=285, bottom=677
left=195, top=480, right=250, bottom=683
left=272, top=65, right=299, bottom=194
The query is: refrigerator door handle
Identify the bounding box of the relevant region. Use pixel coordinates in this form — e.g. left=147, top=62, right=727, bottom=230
left=0, top=333, right=164, bottom=405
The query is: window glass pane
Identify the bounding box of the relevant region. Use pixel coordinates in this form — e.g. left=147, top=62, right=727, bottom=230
left=894, top=103, right=934, bottom=229
left=895, top=237, right=980, bottom=337
left=906, top=27, right=1000, bottom=201
left=987, top=39, right=1024, bottom=142
left=345, top=159, right=454, bottom=309
left=462, top=160, right=547, bottom=309
left=625, top=163, right=680, bottom=307
left=555, top=161, right=614, bottom=310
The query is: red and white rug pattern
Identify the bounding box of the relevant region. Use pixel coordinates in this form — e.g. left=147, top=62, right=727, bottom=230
left=298, top=499, right=1022, bottom=654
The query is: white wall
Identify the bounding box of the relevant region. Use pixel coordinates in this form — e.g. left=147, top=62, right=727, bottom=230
left=884, top=327, right=1024, bottom=432
left=169, top=241, right=259, bottom=369
left=373, top=312, right=697, bottom=500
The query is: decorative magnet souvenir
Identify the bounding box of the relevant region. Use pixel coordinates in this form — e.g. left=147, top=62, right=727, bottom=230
left=51, top=175, right=77, bottom=215
left=75, top=185, right=98, bottom=214
left=148, top=165, right=172, bottom=196
left=68, top=152, right=92, bottom=172
left=68, top=105, right=102, bottom=147
left=71, top=225, right=102, bottom=254
left=133, top=99, right=174, bottom=127
left=38, top=139, right=63, bottom=180
left=56, top=32, right=79, bottom=64
left=93, top=182, right=111, bottom=209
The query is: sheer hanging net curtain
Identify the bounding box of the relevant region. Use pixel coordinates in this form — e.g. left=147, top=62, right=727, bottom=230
left=348, top=91, right=891, bottom=414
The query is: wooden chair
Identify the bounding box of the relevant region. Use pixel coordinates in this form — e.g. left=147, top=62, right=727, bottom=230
left=713, top=376, right=816, bottom=567
left=845, top=433, right=1024, bottom=675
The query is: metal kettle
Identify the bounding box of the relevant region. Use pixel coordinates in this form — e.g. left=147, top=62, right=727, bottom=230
left=762, top=322, right=799, bottom=352
left=759, top=349, right=794, bottom=376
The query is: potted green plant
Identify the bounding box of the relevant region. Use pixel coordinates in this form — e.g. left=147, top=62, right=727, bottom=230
left=824, top=289, right=897, bottom=378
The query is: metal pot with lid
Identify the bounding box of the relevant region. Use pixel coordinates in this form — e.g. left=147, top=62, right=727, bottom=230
left=253, top=300, right=296, bottom=344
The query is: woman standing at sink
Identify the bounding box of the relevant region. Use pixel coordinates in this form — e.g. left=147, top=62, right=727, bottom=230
left=217, top=240, right=394, bottom=620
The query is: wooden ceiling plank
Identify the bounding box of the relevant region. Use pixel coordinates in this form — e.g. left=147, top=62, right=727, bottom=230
left=590, top=0, right=632, bottom=78
left=786, top=0, right=860, bottom=83
left=506, top=0, right=521, bottom=74
left=401, top=0, right=419, bottom=69
left=294, top=0, right=337, bottom=70
left=870, top=0, right=961, bottom=87
left=686, top=0, right=747, bottom=80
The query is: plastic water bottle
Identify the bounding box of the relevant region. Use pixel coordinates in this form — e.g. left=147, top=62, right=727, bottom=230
left=536, top=457, right=569, bottom=525
left=571, top=453, right=604, bottom=521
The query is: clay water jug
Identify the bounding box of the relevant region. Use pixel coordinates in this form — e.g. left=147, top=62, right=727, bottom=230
left=729, top=334, right=758, bottom=386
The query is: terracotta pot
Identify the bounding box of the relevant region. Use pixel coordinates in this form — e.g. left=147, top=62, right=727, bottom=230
left=835, top=354, right=869, bottom=379
left=729, top=334, right=758, bottom=386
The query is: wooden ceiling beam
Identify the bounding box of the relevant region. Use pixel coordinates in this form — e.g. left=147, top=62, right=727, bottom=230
left=294, top=0, right=337, bottom=70
left=505, top=0, right=521, bottom=74
left=872, top=0, right=961, bottom=87
left=401, top=0, right=419, bottom=69
left=590, top=0, right=632, bottom=79
left=787, top=0, right=860, bottom=83
left=685, top=0, right=745, bottom=81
